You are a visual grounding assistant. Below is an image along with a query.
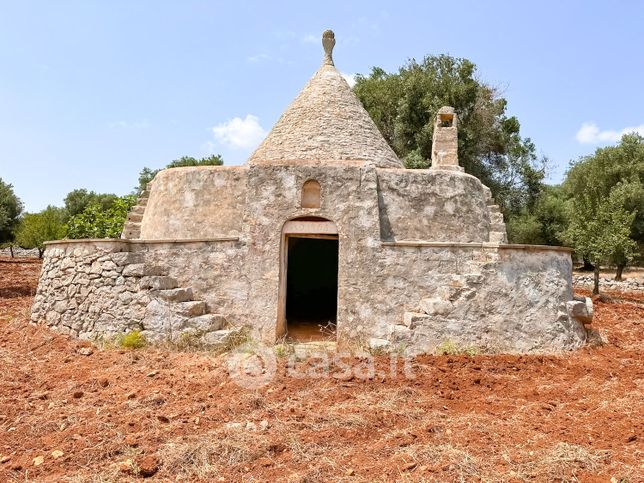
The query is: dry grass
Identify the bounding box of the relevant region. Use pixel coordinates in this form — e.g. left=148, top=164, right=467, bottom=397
left=157, top=427, right=272, bottom=479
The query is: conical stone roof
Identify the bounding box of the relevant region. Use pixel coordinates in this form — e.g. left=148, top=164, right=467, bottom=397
left=248, top=30, right=403, bottom=168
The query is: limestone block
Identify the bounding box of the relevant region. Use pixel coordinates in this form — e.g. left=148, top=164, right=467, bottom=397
left=53, top=300, right=68, bottom=313
left=489, top=231, right=507, bottom=244
left=403, top=312, right=433, bottom=329
left=143, top=300, right=174, bottom=333
left=202, top=328, right=243, bottom=346
left=368, top=338, right=390, bottom=350
left=101, top=260, right=118, bottom=272
left=173, top=301, right=206, bottom=317
left=420, top=297, right=453, bottom=316
left=153, top=288, right=193, bottom=302
left=122, top=263, right=145, bottom=277
left=183, top=314, right=226, bottom=332
left=143, top=265, right=167, bottom=276
left=140, top=276, right=178, bottom=290
left=111, top=252, right=144, bottom=266
left=390, top=324, right=413, bottom=341
left=566, top=298, right=593, bottom=325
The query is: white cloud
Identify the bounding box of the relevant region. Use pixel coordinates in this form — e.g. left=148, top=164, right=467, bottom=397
left=302, top=34, right=318, bottom=44
left=211, top=114, right=267, bottom=150
left=341, top=72, right=356, bottom=88
left=576, top=122, right=644, bottom=144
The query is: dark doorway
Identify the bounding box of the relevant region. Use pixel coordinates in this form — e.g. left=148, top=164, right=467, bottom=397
left=285, top=236, right=338, bottom=341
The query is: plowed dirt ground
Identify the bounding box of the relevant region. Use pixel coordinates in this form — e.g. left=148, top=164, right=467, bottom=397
left=0, top=257, right=642, bottom=481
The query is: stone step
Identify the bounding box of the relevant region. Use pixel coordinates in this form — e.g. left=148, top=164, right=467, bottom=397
left=141, top=276, right=179, bottom=290
left=488, top=204, right=501, bottom=213
left=138, top=197, right=149, bottom=206
left=490, top=212, right=504, bottom=224
left=154, top=287, right=193, bottom=302
left=202, top=327, right=244, bottom=346
left=173, top=300, right=206, bottom=317
left=126, top=213, right=143, bottom=223
left=489, top=231, right=507, bottom=244
left=121, top=226, right=141, bottom=239
left=490, top=223, right=506, bottom=232
left=142, top=264, right=166, bottom=276
left=131, top=206, right=146, bottom=215
left=184, top=313, right=226, bottom=332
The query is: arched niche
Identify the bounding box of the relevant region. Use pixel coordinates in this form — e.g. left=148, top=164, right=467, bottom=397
left=301, top=179, right=321, bottom=208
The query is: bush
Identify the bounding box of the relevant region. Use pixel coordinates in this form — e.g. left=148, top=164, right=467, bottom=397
left=66, top=194, right=137, bottom=239
left=118, top=330, right=147, bottom=349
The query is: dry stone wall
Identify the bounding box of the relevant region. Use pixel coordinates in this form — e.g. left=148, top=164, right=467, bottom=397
left=31, top=240, right=238, bottom=344
left=363, top=245, right=588, bottom=354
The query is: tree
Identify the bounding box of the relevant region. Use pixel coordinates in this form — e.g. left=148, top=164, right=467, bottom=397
left=15, top=206, right=67, bottom=258
left=66, top=195, right=137, bottom=239
left=506, top=185, right=570, bottom=246
left=0, top=178, right=24, bottom=254
left=63, top=189, right=118, bottom=219
left=354, top=56, right=546, bottom=216
left=564, top=133, right=644, bottom=280
left=135, top=154, right=224, bottom=194
left=566, top=184, right=637, bottom=294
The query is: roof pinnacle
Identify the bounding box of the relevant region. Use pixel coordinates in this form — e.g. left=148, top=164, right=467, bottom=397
left=322, top=30, right=335, bottom=66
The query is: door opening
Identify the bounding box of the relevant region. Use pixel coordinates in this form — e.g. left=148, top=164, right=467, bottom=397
left=285, top=236, right=338, bottom=342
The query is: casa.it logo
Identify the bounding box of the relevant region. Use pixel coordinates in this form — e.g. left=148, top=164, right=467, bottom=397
left=226, top=342, right=277, bottom=389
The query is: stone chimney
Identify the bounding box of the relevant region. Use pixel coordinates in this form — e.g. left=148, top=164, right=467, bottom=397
left=431, top=106, right=463, bottom=171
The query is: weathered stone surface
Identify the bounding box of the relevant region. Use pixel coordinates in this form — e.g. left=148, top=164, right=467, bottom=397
left=140, top=276, right=178, bottom=290
left=202, top=328, right=242, bottom=347
left=173, top=301, right=206, bottom=317
left=567, top=298, right=594, bottom=325
left=184, top=314, right=226, bottom=332
left=153, top=288, right=193, bottom=302
left=248, top=63, right=402, bottom=168
left=368, top=338, right=390, bottom=350
left=419, top=298, right=453, bottom=316
left=122, top=263, right=145, bottom=277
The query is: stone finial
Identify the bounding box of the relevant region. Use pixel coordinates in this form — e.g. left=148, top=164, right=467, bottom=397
left=431, top=106, right=463, bottom=171
left=322, top=30, right=336, bottom=66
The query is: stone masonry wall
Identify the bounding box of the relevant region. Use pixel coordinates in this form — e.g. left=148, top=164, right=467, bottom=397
left=357, top=244, right=588, bottom=354
left=31, top=240, right=241, bottom=344
left=32, top=162, right=590, bottom=354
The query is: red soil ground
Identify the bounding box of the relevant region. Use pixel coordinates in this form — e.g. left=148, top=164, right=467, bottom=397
left=0, top=257, right=642, bottom=481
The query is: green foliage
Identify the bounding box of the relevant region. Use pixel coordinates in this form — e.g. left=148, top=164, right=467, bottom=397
left=354, top=55, right=546, bottom=214
left=567, top=182, right=637, bottom=271
left=435, top=340, right=479, bottom=356
left=166, top=154, right=223, bottom=168
left=506, top=185, right=570, bottom=245
left=0, top=178, right=24, bottom=244
left=135, top=154, right=224, bottom=194
left=15, top=206, right=67, bottom=257
left=506, top=213, right=544, bottom=245
left=562, top=133, right=643, bottom=285
left=136, top=167, right=159, bottom=196
left=118, top=330, right=147, bottom=349
left=63, top=189, right=118, bottom=219
left=66, top=194, right=137, bottom=239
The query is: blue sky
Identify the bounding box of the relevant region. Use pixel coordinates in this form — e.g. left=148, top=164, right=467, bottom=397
left=1, top=1, right=642, bottom=212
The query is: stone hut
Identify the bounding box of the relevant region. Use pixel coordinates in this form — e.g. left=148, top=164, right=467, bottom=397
left=31, top=31, right=592, bottom=354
